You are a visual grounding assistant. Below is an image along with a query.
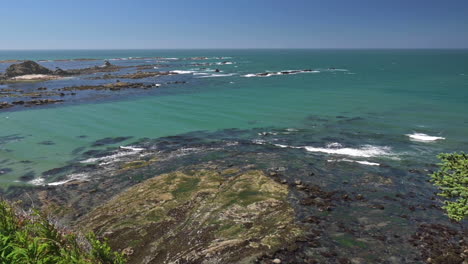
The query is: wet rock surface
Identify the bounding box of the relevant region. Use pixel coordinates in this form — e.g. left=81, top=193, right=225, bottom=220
left=409, top=224, right=467, bottom=264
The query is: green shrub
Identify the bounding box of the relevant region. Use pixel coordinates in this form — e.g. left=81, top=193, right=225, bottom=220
left=0, top=199, right=126, bottom=264
left=430, top=152, right=468, bottom=221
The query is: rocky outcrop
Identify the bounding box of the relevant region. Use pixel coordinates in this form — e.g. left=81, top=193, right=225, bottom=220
left=5, top=61, right=53, bottom=77
left=64, top=62, right=126, bottom=75
left=89, top=71, right=179, bottom=80
left=0, top=99, right=63, bottom=109
left=1, top=61, right=128, bottom=83
left=58, top=82, right=157, bottom=91
left=53, top=67, right=69, bottom=76
left=0, top=102, right=13, bottom=109
left=80, top=169, right=302, bottom=264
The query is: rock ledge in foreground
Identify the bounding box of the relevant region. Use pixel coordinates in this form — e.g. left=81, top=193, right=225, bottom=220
left=80, top=169, right=302, bottom=264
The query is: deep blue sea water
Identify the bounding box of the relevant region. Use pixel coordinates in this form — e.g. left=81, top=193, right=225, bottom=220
left=0, top=49, right=467, bottom=185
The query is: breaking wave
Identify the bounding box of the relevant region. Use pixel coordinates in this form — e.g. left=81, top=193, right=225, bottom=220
left=406, top=133, right=445, bottom=142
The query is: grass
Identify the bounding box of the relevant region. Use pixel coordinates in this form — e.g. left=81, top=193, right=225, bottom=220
left=0, top=199, right=126, bottom=264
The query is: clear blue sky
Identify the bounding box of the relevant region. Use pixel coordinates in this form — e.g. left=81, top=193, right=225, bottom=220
left=1, top=0, right=467, bottom=49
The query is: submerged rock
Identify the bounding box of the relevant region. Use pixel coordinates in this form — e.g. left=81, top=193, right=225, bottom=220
left=91, top=136, right=133, bottom=147
left=90, top=71, right=178, bottom=80
left=80, top=169, right=302, bottom=264
left=5, top=61, right=53, bottom=77
left=58, top=82, right=153, bottom=91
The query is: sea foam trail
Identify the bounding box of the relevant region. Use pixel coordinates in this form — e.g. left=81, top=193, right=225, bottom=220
left=80, top=146, right=145, bottom=165
left=47, top=173, right=90, bottom=186
left=243, top=69, right=319, bottom=78
left=302, top=145, right=392, bottom=158
left=252, top=138, right=395, bottom=158
left=327, top=159, right=380, bottom=166
left=406, top=133, right=445, bottom=142
left=252, top=140, right=394, bottom=158
left=171, top=70, right=195, bottom=74
left=197, top=73, right=236, bottom=78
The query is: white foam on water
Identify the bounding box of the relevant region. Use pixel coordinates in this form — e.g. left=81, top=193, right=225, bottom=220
left=80, top=146, right=145, bottom=165
left=225, top=141, right=239, bottom=146
left=326, top=142, right=343, bottom=148
left=303, top=145, right=392, bottom=158
left=172, top=70, right=195, bottom=74
left=327, top=159, right=380, bottom=166
left=243, top=74, right=257, bottom=78
left=273, top=144, right=292, bottom=148
left=355, top=160, right=380, bottom=166
left=47, top=173, right=90, bottom=186
left=242, top=70, right=320, bottom=78
left=252, top=139, right=267, bottom=145
left=197, top=73, right=236, bottom=78
left=327, top=68, right=349, bottom=72
left=406, top=133, right=445, bottom=142
left=258, top=131, right=279, bottom=136
left=29, top=178, right=45, bottom=185
left=269, top=142, right=393, bottom=158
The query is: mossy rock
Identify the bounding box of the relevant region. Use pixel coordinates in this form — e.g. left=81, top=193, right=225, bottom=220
left=81, top=169, right=302, bottom=264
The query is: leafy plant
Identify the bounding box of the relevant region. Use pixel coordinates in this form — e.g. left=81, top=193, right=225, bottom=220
left=430, top=152, right=468, bottom=221
left=0, top=199, right=126, bottom=263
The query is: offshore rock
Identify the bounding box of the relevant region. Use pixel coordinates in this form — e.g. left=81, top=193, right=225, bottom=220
left=5, top=61, right=53, bottom=77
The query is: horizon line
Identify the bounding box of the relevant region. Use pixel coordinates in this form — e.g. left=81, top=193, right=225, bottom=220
left=1, top=48, right=468, bottom=51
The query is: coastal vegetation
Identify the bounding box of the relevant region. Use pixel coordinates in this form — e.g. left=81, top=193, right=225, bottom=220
left=430, top=152, right=468, bottom=222
left=0, top=199, right=125, bottom=264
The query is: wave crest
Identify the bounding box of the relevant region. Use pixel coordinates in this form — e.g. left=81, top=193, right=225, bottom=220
left=406, top=133, right=445, bottom=142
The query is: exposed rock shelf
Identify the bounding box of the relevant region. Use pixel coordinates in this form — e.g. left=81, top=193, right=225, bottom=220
left=80, top=169, right=302, bottom=264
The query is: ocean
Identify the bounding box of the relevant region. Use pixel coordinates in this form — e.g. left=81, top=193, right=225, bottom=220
left=0, top=49, right=467, bottom=185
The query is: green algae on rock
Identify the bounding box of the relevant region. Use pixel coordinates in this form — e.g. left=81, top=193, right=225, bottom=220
left=81, top=169, right=302, bottom=264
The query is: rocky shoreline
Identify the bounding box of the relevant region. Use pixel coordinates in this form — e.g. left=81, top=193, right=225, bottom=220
left=0, top=60, right=192, bottom=110
left=2, top=128, right=466, bottom=264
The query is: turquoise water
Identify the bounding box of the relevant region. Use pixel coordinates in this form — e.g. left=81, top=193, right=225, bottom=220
left=1, top=49, right=467, bottom=185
